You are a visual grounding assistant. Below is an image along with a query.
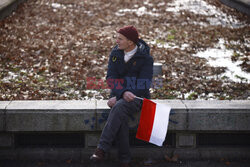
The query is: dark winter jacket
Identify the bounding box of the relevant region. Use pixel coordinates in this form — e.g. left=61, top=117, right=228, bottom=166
left=106, top=39, right=153, bottom=100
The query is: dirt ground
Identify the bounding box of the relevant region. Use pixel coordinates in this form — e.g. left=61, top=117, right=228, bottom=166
left=0, top=0, right=249, bottom=100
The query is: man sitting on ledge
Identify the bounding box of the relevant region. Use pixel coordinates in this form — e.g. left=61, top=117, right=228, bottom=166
left=90, top=25, right=153, bottom=167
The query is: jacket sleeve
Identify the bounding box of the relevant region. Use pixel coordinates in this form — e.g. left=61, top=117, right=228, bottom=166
left=126, top=56, right=153, bottom=97
left=106, top=53, right=127, bottom=100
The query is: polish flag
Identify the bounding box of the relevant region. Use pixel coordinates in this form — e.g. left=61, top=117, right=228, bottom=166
left=136, top=98, right=171, bottom=146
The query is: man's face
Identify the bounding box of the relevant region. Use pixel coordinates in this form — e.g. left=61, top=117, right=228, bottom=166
left=116, top=33, right=132, bottom=51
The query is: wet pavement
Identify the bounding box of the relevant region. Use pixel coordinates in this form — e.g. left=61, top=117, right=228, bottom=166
left=1, top=159, right=250, bottom=167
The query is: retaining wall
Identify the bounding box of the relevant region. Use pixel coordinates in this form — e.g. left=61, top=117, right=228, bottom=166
left=0, top=100, right=250, bottom=161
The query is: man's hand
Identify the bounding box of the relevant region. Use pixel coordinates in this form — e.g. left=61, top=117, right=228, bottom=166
left=123, top=91, right=136, bottom=102
left=107, top=97, right=116, bottom=108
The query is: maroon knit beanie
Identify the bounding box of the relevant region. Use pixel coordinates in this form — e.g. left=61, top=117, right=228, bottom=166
left=117, top=25, right=139, bottom=44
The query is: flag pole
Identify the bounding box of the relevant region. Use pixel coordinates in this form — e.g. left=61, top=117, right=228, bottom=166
left=135, top=96, right=144, bottom=101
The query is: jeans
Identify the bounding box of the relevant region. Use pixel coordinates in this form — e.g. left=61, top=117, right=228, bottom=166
left=98, top=98, right=142, bottom=163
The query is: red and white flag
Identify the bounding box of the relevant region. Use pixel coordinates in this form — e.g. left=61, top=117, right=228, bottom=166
left=136, top=98, right=171, bottom=146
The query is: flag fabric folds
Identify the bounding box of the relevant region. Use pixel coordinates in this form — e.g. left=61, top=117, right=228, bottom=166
left=136, top=98, right=171, bottom=146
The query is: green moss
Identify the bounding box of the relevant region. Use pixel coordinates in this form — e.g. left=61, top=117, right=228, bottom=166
left=167, top=34, right=175, bottom=40
left=187, top=92, right=198, bottom=100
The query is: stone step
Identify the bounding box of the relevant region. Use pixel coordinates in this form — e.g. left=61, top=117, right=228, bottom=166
left=220, top=0, right=250, bottom=16
left=0, top=0, right=26, bottom=21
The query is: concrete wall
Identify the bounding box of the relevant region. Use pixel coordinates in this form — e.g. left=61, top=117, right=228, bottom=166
left=5, top=100, right=96, bottom=131
left=0, top=100, right=250, bottom=160
left=1, top=100, right=249, bottom=132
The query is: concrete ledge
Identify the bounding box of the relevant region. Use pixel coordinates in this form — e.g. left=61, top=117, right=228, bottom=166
left=220, top=0, right=250, bottom=16
left=0, top=0, right=26, bottom=21
left=185, top=100, right=250, bottom=131
left=0, top=0, right=15, bottom=11
left=0, top=100, right=250, bottom=132
left=5, top=100, right=96, bottom=131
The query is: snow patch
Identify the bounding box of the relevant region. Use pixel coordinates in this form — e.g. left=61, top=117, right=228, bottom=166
left=166, top=0, right=248, bottom=28
left=193, top=39, right=250, bottom=83
left=150, top=40, right=189, bottom=50
left=116, top=6, right=160, bottom=17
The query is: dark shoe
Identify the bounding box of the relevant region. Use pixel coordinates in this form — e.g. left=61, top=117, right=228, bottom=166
left=90, top=148, right=105, bottom=161
left=144, top=158, right=156, bottom=166
left=120, top=162, right=130, bottom=167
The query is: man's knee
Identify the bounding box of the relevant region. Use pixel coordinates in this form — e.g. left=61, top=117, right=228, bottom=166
left=113, top=99, right=129, bottom=109
left=111, top=99, right=130, bottom=117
